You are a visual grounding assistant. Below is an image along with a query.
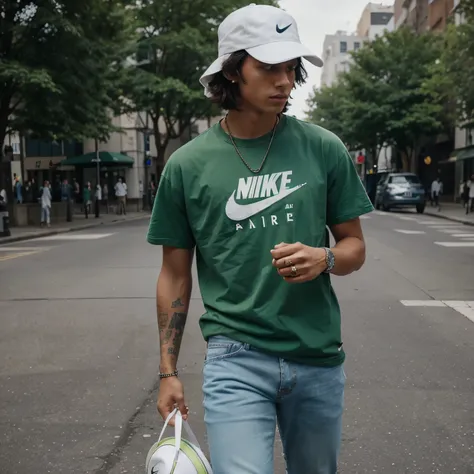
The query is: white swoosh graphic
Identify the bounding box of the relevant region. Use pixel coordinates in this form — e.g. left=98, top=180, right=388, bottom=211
left=225, top=184, right=307, bottom=221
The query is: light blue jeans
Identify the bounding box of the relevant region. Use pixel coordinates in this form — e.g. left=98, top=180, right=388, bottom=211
left=41, top=206, right=50, bottom=224
left=202, top=336, right=346, bottom=474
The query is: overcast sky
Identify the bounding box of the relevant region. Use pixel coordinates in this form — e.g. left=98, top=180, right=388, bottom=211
left=279, top=0, right=394, bottom=119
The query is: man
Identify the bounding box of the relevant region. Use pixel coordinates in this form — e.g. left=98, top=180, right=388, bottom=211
left=139, top=180, right=146, bottom=211
left=468, top=175, right=474, bottom=214
left=431, top=177, right=442, bottom=211
left=40, top=180, right=52, bottom=227
left=147, top=4, right=373, bottom=474
left=114, top=178, right=127, bottom=215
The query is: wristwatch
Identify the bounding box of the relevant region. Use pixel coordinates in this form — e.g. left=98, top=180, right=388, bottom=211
left=323, top=247, right=335, bottom=273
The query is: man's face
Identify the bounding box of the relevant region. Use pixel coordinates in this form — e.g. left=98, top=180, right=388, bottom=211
left=237, top=56, right=297, bottom=114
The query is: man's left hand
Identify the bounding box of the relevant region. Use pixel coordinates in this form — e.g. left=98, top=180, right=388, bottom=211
left=271, top=242, right=327, bottom=283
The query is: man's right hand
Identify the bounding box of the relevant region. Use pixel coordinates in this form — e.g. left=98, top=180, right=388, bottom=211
left=157, top=376, right=188, bottom=426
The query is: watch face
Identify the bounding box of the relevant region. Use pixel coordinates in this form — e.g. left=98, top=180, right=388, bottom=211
left=326, top=248, right=335, bottom=271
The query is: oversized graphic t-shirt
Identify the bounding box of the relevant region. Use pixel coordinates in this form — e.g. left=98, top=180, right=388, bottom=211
left=147, top=115, right=374, bottom=366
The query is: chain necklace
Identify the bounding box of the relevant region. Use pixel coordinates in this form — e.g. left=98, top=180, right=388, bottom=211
left=224, top=114, right=280, bottom=174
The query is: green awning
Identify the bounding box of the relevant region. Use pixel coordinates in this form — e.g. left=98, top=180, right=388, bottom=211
left=446, top=145, right=474, bottom=163
left=60, top=151, right=134, bottom=168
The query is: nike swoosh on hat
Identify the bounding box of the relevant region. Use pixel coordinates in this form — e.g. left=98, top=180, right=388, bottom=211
left=225, top=184, right=307, bottom=221
left=276, top=23, right=292, bottom=34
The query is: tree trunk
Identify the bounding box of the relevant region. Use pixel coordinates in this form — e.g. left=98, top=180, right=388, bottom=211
left=0, top=111, right=9, bottom=162
left=156, top=146, right=166, bottom=182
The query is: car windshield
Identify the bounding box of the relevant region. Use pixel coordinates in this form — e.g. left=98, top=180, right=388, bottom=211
left=391, top=175, right=420, bottom=184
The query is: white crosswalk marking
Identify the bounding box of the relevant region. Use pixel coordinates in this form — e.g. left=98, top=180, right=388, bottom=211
left=397, top=216, right=417, bottom=221
left=394, top=229, right=426, bottom=234
left=434, top=242, right=474, bottom=247
left=426, top=223, right=460, bottom=227
left=400, top=300, right=474, bottom=324
left=400, top=300, right=446, bottom=307
left=0, top=246, right=51, bottom=251
left=33, top=233, right=114, bottom=241
left=360, top=215, right=371, bottom=220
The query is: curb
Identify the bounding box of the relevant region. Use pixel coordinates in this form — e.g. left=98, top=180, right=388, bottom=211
left=424, top=211, right=474, bottom=227
left=0, top=214, right=150, bottom=245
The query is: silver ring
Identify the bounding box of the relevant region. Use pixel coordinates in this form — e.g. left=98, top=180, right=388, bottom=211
left=291, top=265, right=297, bottom=277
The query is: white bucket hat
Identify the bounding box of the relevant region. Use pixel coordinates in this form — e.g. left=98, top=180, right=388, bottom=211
left=199, top=3, right=323, bottom=95
left=145, top=409, right=213, bottom=474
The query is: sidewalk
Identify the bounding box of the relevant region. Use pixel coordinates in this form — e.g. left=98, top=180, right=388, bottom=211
left=424, top=201, right=474, bottom=226
left=0, top=211, right=150, bottom=245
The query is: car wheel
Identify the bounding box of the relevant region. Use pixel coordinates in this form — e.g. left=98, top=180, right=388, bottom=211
left=375, top=199, right=381, bottom=210
left=416, top=204, right=425, bottom=214
left=382, top=201, right=390, bottom=212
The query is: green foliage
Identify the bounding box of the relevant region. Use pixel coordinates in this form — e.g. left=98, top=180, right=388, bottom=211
left=307, top=27, right=445, bottom=171
left=122, top=0, right=277, bottom=165
left=0, top=0, right=134, bottom=156
left=425, top=12, right=474, bottom=131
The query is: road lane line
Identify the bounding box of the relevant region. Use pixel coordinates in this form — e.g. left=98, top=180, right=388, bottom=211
left=434, top=242, right=474, bottom=247
left=394, top=229, right=426, bottom=234
left=0, top=251, right=40, bottom=261
left=401, top=300, right=474, bottom=324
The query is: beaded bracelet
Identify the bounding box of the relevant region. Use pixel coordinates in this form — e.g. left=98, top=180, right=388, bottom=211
left=159, top=370, right=178, bottom=379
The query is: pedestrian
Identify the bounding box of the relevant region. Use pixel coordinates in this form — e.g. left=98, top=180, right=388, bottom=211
left=40, top=180, right=52, bottom=227
left=139, top=180, right=146, bottom=211
left=95, top=182, right=102, bottom=217
left=462, top=180, right=470, bottom=213
left=14, top=177, right=23, bottom=204
left=0, top=187, right=7, bottom=204
left=61, top=179, right=71, bottom=202
left=147, top=4, right=373, bottom=474
left=468, top=176, right=474, bottom=214
left=114, top=177, right=126, bottom=215
left=83, top=182, right=92, bottom=218
left=431, top=177, right=441, bottom=211
left=102, top=183, right=109, bottom=213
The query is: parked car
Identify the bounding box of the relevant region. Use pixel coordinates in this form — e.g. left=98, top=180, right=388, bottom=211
left=374, top=172, right=426, bottom=213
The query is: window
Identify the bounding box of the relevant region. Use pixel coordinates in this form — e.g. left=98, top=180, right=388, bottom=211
left=370, top=12, right=394, bottom=25
left=389, top=175, right=420, bottom=184
left=467, top=128, right=474, bottom=146
left=25, top=138, right=83, bottom=158
left=354, top=42, right=361, bottom=51
left=340, top=41, right=347, bottom=53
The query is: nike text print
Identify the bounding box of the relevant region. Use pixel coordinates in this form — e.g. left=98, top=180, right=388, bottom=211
left=225, top=171, right=307, bottom=221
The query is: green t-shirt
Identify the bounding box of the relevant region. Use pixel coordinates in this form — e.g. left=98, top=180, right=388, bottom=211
left=147, top=115, right=373, bottom=367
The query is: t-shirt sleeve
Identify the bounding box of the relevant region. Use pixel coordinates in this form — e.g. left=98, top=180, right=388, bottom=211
left=326, top=143, right=374, bottom=226
left=146, top=161, right=195, bottom=249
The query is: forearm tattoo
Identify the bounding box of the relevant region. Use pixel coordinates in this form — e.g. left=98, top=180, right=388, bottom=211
left=159, top=297, right=187, bottom=360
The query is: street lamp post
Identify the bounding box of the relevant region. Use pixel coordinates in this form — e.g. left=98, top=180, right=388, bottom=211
left=92, top=139, right=101, bottom=218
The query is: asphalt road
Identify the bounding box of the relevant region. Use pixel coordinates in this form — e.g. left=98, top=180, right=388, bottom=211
left=0, top=211, right=473, bottom=474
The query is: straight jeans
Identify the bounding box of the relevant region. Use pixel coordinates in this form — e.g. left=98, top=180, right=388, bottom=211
left=41, top=206, right=50, bottom=224
left=202, top=336, right=346, bottom=474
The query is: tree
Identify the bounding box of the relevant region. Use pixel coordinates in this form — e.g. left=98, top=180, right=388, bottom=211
left=123, top=0, right=277, bottom=177
left=0, top=0, right=133, bottom=160
left=426, top=3, right=474, bottom=133
left=306, top=82, right=355, bottom=148
left=306, top=27, right=445, bottom=172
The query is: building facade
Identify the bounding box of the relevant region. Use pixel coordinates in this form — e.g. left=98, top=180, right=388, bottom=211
left=357, top=2, right=395, bottom=39
left=451, top=0, right=474, bottom=191
left=394, top=0, right=454, bottom=32
left=2, top=112, right=222, bottom=204
left=320, top=31, right=367, bottom=87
